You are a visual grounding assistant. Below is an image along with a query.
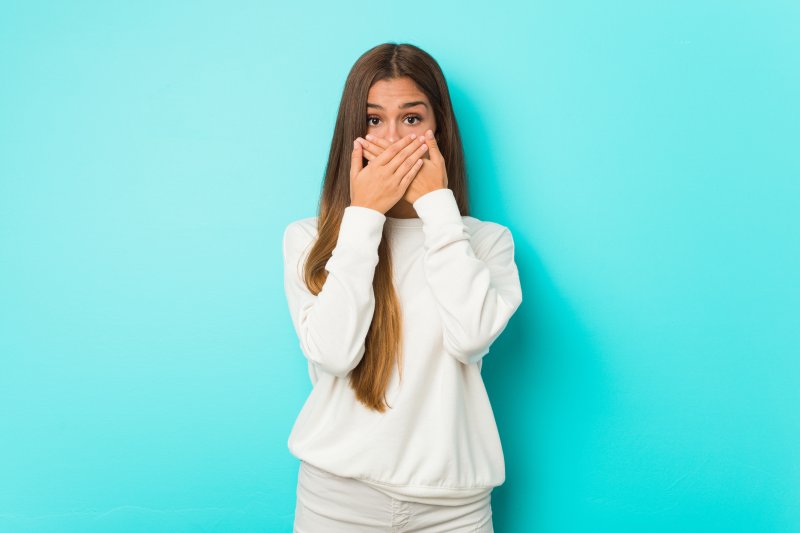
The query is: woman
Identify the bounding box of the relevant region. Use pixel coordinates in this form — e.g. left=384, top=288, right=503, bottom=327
left=283, top=42, right=523, bottom=532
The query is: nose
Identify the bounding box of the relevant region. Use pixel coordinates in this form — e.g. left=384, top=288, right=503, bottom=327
left=386, top=123, right=399, bottom=143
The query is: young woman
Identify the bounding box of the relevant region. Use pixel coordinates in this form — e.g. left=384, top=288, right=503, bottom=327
left=283, top=42, right=523, bottom=532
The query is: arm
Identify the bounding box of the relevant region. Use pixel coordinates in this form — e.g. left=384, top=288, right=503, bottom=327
left=413, top=188, right=523, bottom=365
left=282, top=206, right=386, bottom=378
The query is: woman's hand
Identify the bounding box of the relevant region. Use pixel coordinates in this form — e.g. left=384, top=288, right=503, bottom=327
left=356, top=129, right=448, bottom=205
left=349, top=133, right=429, bottom=214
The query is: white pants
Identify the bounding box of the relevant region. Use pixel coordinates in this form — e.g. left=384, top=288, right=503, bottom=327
left=294, top=460, right=494, bottom=532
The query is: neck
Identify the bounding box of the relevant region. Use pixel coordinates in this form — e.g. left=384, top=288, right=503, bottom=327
left=385, top=199, right=417, bottom=219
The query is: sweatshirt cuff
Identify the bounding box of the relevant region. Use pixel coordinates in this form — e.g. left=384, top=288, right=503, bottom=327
left=336, top=205, right=386, bottom=251
left=412, top=187, right=463, bottom=227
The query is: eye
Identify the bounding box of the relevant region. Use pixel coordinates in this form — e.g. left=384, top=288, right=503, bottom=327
left=366, top=114, right=424, bottom=126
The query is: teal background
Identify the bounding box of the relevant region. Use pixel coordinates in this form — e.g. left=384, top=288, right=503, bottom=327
left=1, top=1, right=798, bottom=531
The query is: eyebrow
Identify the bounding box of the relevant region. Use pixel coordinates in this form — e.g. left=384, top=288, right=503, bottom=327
left=367, top=101, right=429, bottom=111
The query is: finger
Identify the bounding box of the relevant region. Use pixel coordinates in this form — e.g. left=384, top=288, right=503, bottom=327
left=423, top=129, right=443, bottom=163
left=368, top=136, right=389, bottom=158
left=414, top=135, right=431, bottom=160
left=357, top=138, right=383, bottom=160
left=362, top=146, right=378, bottom=161
left=375, top=133, right=417, bottom=167
left=420, top=135, right=431, bottom=160
left=365, top=135, right=391, bottom=149
left=369, top=135, right=411, bottom=160
left=350, top=139, right=363, bottom=180
left=387, top=134, right=427, bottom=174
left=399, top=158, right=424, bottom=189
left=393, top=139, right=429, bottom=181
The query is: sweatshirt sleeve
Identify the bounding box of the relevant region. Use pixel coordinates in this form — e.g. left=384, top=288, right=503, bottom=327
left=413, top=187, right=523, bottom=365
left=282, top=207, right=386, bottom=378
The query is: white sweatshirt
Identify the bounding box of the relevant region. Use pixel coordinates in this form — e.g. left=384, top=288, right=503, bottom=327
left=283, top=187, right=523, bottom=506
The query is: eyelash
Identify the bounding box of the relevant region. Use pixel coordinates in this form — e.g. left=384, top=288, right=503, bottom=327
left=367, top=114, right=423, bottom=126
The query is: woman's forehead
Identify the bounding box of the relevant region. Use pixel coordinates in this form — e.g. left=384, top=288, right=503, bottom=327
left=367, top=78, right=428, bottom=105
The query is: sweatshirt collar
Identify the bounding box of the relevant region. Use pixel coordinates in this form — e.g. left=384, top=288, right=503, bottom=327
left=385, top=216, right=424, bottom=228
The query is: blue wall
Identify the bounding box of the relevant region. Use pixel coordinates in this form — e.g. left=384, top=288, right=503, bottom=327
left=1, top=1, right=797, bottom=531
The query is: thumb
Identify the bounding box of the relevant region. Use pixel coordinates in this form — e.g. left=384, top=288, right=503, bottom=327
left=350, top=139, right=363, bottom=180
left=425, top=129, right=443, bottom=163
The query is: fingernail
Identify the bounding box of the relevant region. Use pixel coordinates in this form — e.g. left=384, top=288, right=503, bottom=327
left=365, top=134, right=373, bottom=140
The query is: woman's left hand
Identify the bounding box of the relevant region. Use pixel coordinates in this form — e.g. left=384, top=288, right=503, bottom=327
left=357, top=129, right=448, bottom=205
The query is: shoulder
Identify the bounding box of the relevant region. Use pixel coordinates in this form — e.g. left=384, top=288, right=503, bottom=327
left=462, top=215, right=512, bottom=241
left=284, top=216, right=318, bottom=238
left=283, top=216, right=319, bottom=256
left=461, top=215, right=515, bottom=256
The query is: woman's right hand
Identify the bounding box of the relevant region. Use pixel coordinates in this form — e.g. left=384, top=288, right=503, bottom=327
left=349, top=133, right=429, bottom=214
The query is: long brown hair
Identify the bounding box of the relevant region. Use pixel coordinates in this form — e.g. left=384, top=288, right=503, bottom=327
left=303, top=42, right=470, bottom=412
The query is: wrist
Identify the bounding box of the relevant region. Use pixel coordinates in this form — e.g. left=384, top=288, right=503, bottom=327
left=349, top=201, right=384, bottom=215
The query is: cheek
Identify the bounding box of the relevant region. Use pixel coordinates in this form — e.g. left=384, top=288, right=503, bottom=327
left=368, top=126, right=390, bottom=140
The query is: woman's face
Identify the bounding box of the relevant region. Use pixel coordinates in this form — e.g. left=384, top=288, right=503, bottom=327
left=366, top=77, right=436, bottom=143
